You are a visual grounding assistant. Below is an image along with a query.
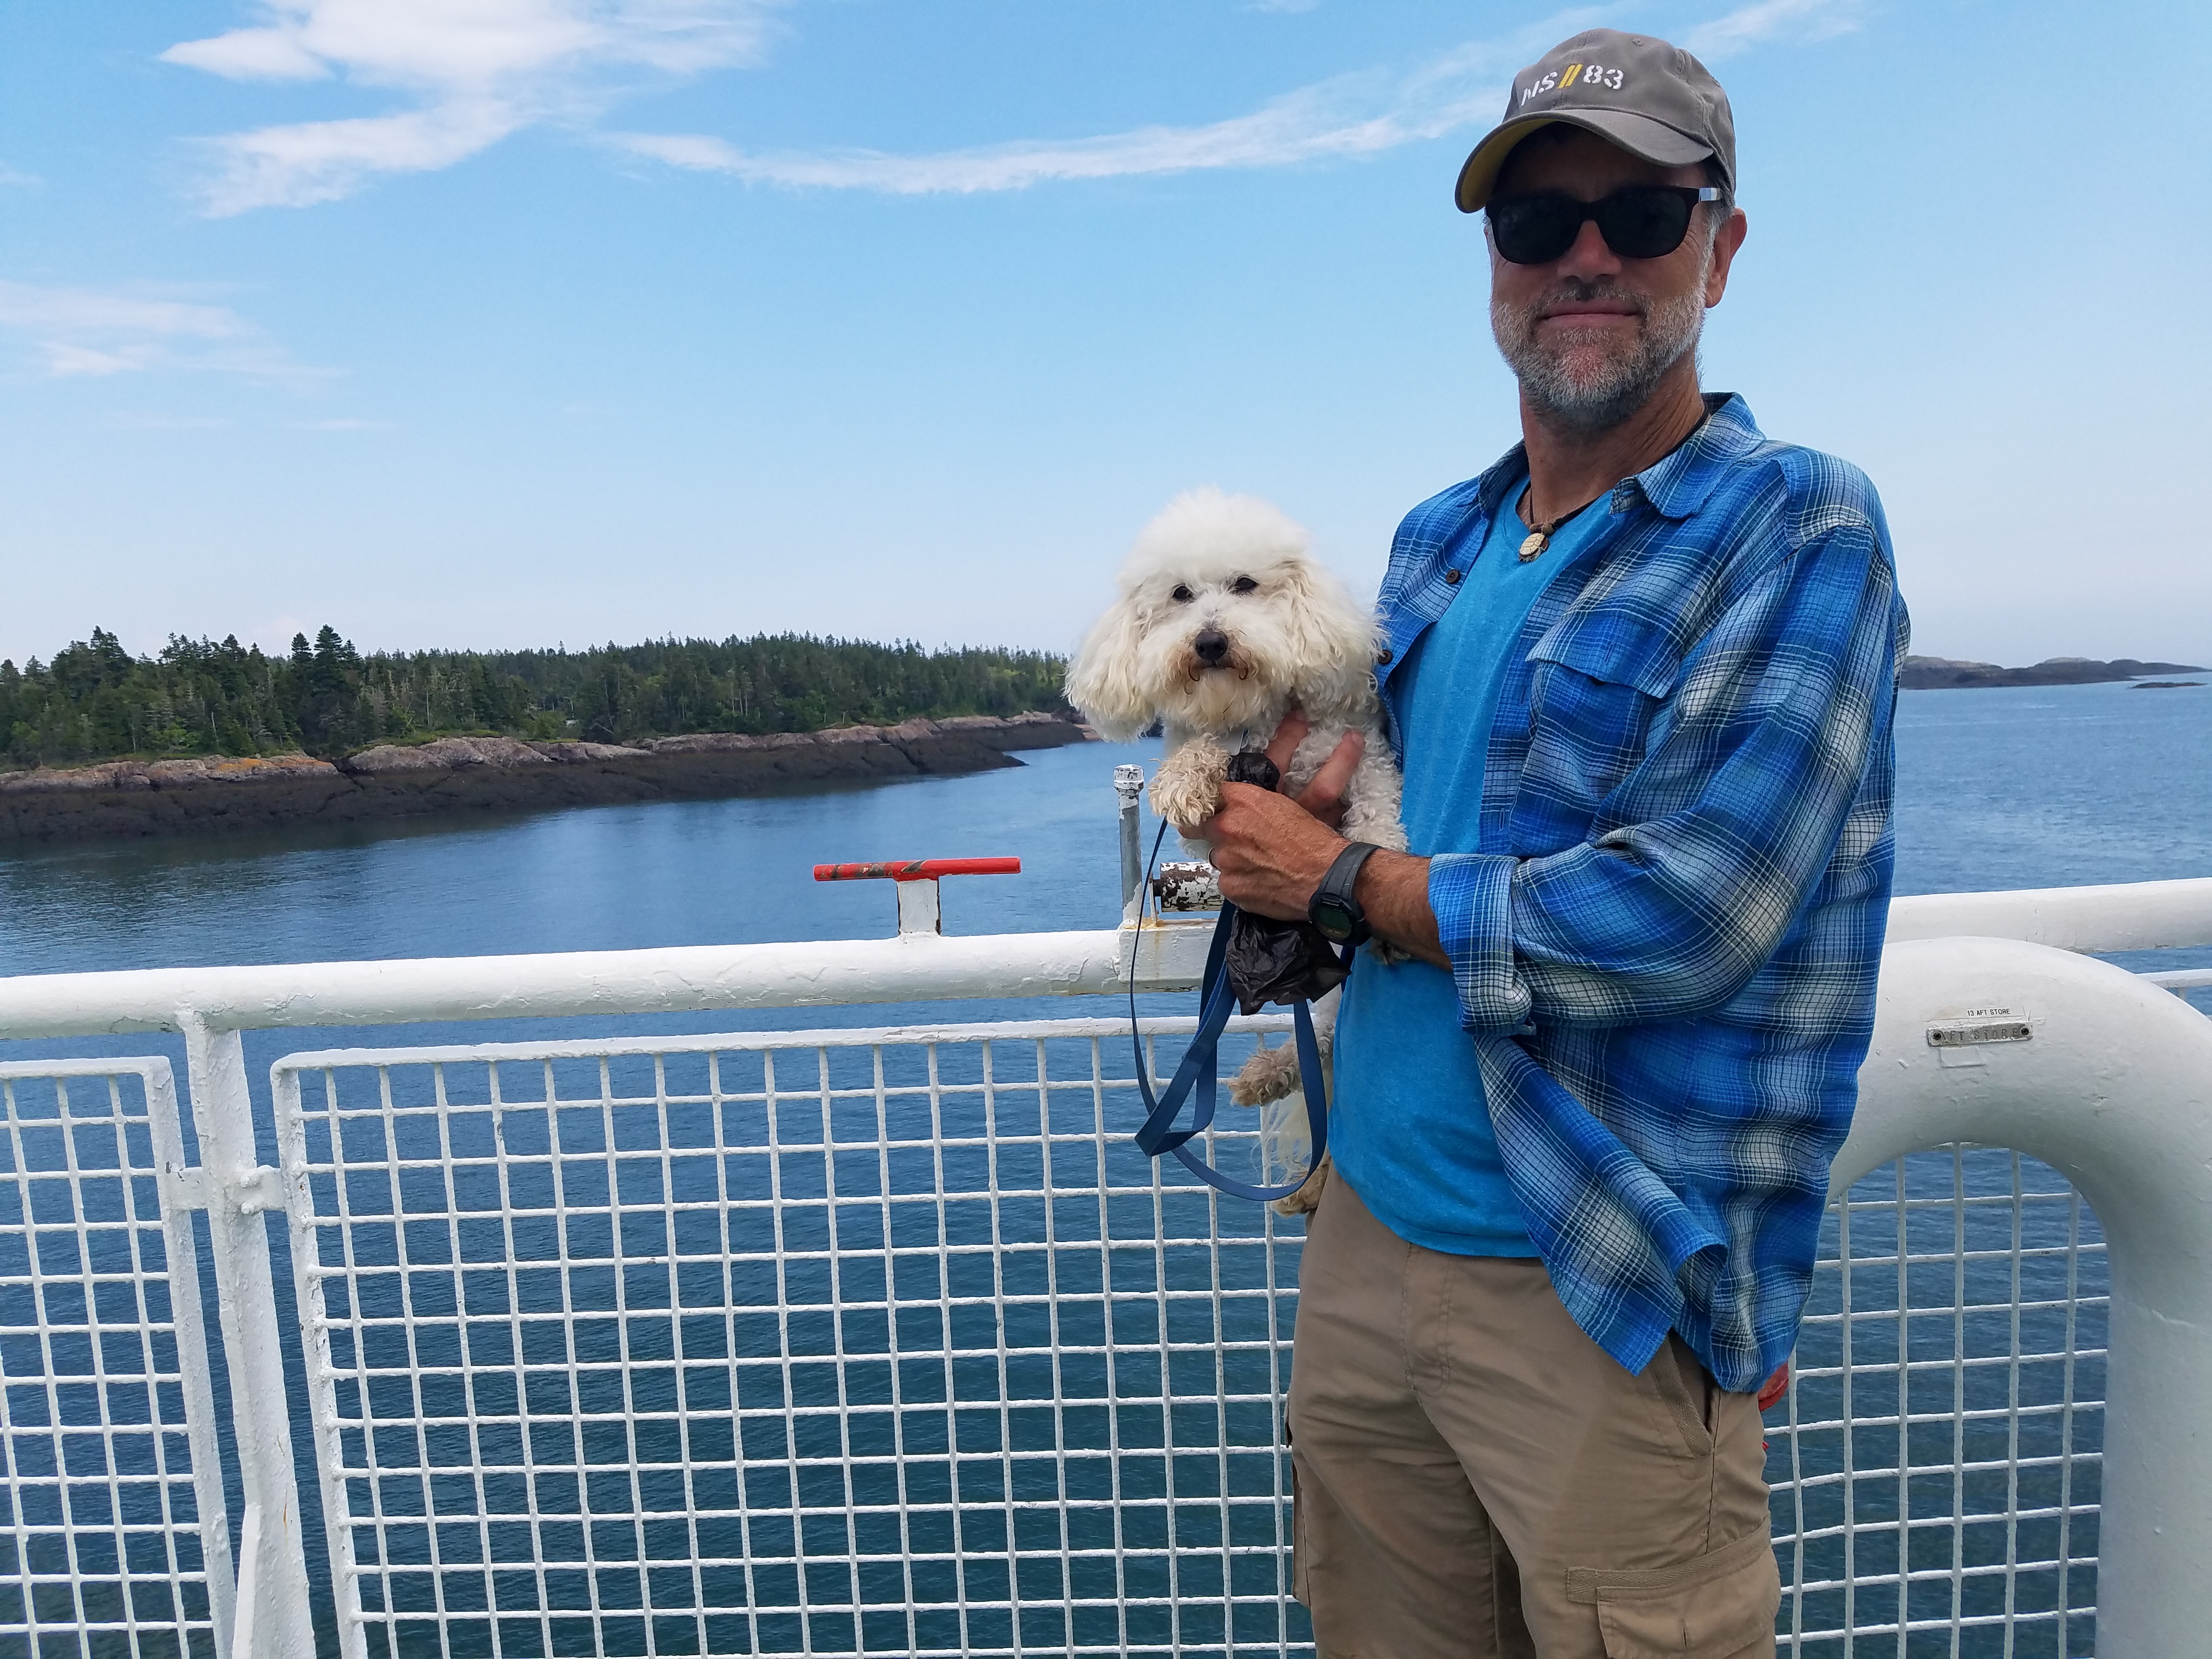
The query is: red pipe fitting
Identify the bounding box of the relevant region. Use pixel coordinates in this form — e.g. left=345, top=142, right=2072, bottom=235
left=813, top=857, right=1023, bottom=883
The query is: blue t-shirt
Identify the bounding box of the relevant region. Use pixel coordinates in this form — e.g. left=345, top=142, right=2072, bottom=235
left=1329, top=486, right=1609, bottom=1255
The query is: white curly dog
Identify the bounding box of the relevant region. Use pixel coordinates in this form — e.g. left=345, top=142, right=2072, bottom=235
left=1065, top=487, right=1407, bottom=1212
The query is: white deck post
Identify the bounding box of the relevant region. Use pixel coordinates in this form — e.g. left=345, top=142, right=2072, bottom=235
left=143, top=1059, right=241, bottom=1657
left=182, top=1015, right=316, bottom=1659
left=1115, top=761, right=1146, bottom=921
left=895, top=877, right=943, bottom=935
left=1843, top=936, right=2212, bottom=1657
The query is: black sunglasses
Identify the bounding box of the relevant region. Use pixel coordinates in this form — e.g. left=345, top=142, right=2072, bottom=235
left=1487, top=185, right=1721, bottom=265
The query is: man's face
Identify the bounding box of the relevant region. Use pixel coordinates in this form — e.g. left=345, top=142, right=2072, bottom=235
left=1487, top=126, right=1746, bottom=435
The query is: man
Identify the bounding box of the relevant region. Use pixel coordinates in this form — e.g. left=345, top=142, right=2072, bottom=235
left=1199, top=29, right=1908, bottom=1658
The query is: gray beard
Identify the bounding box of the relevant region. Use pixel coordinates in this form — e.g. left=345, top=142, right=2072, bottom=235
left=1491, top=269, right=1709, bottom=436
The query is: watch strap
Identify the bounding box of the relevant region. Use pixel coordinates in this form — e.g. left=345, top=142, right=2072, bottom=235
left=1309, top=840, right=1381, bottom=944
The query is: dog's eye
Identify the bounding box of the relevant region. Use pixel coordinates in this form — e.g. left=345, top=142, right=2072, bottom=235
left=1171, top=585, right=1194, bottom=603
left=1231, top=576, right=1259, bottom=594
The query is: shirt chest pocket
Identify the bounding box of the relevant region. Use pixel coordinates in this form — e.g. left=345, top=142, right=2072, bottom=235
left=1514, top=617, right=1683, bottom=838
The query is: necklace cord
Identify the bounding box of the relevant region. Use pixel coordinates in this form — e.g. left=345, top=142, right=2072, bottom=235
left=1516, top=481, right=1602, bottom=536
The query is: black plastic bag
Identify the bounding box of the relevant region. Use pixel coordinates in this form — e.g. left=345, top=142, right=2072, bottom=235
left=1221, top=749, right=1352, bottom=1014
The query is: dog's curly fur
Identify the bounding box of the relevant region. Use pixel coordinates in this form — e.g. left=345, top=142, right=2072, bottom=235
left=1065, top=488, right=1408, bottom=1214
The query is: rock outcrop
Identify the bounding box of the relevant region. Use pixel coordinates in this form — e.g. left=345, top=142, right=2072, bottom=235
left=0, top=712, right=1091, bottom=845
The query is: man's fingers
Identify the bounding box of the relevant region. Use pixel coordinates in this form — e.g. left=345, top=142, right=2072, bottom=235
left=1212, top=780, right=1270, bottom=831
left=1295, top=731, right=1365, bottom=820
left=1263, top=708, right=1312, bottom=778
left=1197, top=780, right=1259, bottom=843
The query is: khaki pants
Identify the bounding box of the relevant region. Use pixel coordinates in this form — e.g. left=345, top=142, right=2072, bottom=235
left=1286, top=1177, right=1779, bottom=1658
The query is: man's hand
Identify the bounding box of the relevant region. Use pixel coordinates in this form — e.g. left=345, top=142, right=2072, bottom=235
left=1261, top=709, right=1362, bottom=830
left=1198, top=711, right=1362, bottom=921
left=1200, top=709, right=1449, bottom=967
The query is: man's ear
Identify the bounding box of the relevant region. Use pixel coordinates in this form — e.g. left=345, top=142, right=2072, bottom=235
left=1064, top=597, right=1157, bottom=742
left=1705, top=206, right=1748, bottom=307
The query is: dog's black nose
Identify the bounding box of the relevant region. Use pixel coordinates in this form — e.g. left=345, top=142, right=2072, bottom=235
left=1193, top=629, right=1231, bottom=665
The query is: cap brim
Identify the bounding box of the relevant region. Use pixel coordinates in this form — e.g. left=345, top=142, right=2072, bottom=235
left=1454, top=109, right=1715, bottom=213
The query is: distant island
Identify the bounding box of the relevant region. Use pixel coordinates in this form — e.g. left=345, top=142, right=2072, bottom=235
left=1, top=625, right=1071, bottom=768
left=0, top=626, right=1090, bottom=844
left=1899, top=654, right=2208, bottom=690
left=0, top=715, right=1090, bottom=845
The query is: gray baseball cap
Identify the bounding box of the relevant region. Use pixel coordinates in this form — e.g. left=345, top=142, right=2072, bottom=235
left=1455, top=29, right=1735, bottom=213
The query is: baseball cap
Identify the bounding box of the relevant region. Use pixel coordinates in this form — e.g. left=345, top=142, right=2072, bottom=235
left=1454, top=29, right=1735, bottom=213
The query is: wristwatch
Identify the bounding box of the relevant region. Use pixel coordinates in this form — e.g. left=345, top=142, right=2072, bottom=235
left=1308, top=841, right=1381, bottom=947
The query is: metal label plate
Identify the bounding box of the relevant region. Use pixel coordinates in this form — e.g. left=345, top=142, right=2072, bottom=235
left=1927, top=1019, right=2033, bottom=1047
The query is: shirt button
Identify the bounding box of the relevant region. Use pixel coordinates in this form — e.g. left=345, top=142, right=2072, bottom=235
left=1443, top=568, right=1463, bottom=585
left=1376, top=648, right=1394, bottom=665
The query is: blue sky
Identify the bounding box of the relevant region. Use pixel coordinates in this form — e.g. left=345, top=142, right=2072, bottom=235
left=2, top=1, right=2207, bottom=670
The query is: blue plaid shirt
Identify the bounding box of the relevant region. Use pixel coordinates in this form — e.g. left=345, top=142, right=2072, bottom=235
left=1375, top=394, right=1909, bottom=1392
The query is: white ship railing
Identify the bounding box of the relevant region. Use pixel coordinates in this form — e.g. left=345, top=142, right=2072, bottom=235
left=1, top=795, right=2208, bottom=1655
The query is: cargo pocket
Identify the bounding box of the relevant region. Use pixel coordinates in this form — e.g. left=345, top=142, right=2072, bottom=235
left=1566, top=1527, right=1780, bottom=1658
left=1289, top=1448, right=1313, bottom=1605
left=1516, top=616, right=1683, bottom=831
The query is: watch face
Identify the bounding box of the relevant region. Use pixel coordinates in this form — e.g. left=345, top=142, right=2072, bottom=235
left=1312, top=898, right=1355, bottom=942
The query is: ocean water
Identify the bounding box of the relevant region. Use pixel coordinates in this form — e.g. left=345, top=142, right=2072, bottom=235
left=2, top=681, right=2207, bottom=1654
left=5, top=681, right=2209, bottom=991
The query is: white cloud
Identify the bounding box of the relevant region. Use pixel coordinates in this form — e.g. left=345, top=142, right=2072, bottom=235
left=605, top=2, right=1882, bottom=198
left=192, top=99, right=526, bottom=213
left=295, top=416, right=395, bottom=430
left=1684, top=0, right=1868, bottom=61
left=164, top=0, right=785, bottom=213
left=165, top=0, right=775, bottom=87
left=609, top=32, right=1542, bottom=195
left=160, top=2, right=1867, bottom=211
left=43, top=343, right=163, bottom=377
left=0, top=279, right=325, bottom=384
left=0, top=162, right=40, bottom=189
left=0, top=283, right=244, bottom=341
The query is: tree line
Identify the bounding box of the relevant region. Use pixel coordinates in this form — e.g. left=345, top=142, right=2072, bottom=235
left=0, top=627, right=1073, bottom=768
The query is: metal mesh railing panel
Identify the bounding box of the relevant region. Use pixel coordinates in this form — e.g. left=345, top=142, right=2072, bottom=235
left=275, top=1020, right=1311, bottom=1659
left=1771, top=1146, right=2105, bottom=1656
left=272, top=1025, right=2111, bottom=1659
left=0, top=1063, right=224, bottom=1659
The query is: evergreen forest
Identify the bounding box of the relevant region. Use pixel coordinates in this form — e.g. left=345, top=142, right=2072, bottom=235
left=0, top=627, right=1072, bottom=769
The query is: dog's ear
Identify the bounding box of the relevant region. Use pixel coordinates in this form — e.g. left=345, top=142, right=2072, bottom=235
left=1277, top=560, right=1384, bottom=721
left=1064, top=596, right=1158, bottom=741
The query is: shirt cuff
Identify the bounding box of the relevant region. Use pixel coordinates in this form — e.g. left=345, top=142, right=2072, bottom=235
left=1426, top=852, right=1532, bottom=1034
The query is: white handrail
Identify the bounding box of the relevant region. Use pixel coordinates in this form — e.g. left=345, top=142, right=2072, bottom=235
left=1841, top=936, right=2212, bottom=1658
left=1, top=876, right=2208, bottom=1043
left=1882, top=874, right=2212, bottom=952
left=0, top=925, right=1203, bottom=1039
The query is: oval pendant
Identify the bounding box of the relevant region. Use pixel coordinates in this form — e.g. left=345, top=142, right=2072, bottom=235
left=1517, top=531, right=1548, bottom=562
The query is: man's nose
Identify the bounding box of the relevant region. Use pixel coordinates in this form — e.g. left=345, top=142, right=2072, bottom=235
left=1555, top=216, right=1622, bottom=278
left=1193, top=628, right=1231, bottom=665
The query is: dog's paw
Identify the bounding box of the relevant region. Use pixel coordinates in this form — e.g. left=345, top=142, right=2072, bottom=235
left=1229, top=1043, right=1303, bottom=1107
left=1149, top=737, right=1230, bottom=832
left=1270, top=1153, right=1330, bottom=1218
left=1369, top=938, right=1414, bottom=967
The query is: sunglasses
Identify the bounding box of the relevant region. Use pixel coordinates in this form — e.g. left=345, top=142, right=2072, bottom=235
left=1487, top=185, right=1721, bottom=265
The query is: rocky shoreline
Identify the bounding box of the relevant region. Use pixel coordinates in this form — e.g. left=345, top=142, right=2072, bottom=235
left=1900, top=654, right=2207, bottom=690
left=0, top=712, right=1093, bottom=845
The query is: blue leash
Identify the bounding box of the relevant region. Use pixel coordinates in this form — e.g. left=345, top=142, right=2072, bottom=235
left=1128, top=825, right=1332, bottom=1204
